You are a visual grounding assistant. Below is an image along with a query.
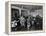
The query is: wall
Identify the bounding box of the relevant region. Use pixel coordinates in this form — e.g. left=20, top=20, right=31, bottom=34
left=30, top=9, right=43, bottom=17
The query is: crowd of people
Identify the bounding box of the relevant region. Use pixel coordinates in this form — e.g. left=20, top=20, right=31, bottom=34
left=11, top=14, right=43, bottom=31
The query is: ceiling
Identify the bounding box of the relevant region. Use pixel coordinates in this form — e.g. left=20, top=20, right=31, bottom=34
left=11, top=4, right=43, bottom=12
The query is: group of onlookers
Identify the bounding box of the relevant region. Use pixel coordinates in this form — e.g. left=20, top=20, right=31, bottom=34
left=11, top=15, right=43, bottom=31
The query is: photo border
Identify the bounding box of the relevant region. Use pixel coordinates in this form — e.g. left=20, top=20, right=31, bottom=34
left=7, top=1, right=45, bottom=35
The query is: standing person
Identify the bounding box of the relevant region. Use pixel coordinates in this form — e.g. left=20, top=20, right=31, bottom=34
left=27, top=16, right=31, bottom=30
left=25, top=16, right=28, bottom=30
left=31, top=17, right=36, bottom=30
left=19, top=16, right=25, bottom=30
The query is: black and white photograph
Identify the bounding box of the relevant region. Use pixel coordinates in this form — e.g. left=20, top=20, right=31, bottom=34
left=11, top=4, right=43, bottom=32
